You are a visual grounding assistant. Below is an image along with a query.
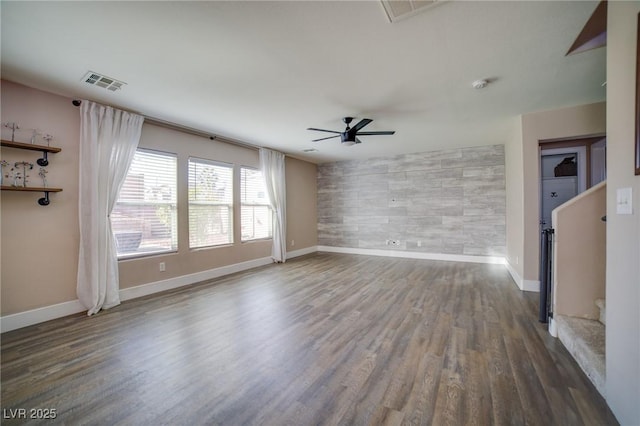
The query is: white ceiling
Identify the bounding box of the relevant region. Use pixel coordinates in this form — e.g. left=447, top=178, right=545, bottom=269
left=1, top=1, right=605, bottom=163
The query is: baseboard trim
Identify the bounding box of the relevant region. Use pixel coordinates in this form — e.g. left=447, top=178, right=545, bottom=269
left=1, top=256, right=275, bottom=333
left=287, top=245, right=318, bottom=259
left=506, top=260, right=524, bottom=289
left=523, top=279, right=541, bottom=292
left=1, top=299, right=86, bottom=333
left=505, top=260, right=540, bottom=293
left=317, top=245, right=506, bottom=265
left=119, top=256, right=273, bottom=302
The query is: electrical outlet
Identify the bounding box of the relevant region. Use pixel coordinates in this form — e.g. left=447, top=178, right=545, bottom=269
left=159, top=262, right=166, bottom=272
left=417, top=241, right=422, bottom=247
left=291, top=240, right=295, bottom=247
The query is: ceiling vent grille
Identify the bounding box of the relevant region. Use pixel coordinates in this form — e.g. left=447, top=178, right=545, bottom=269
left=82, top=71, right=126, bottom=92
left=380, top=0, right=448, bottom=23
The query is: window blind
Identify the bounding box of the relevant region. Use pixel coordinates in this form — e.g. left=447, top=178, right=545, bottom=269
left=241, top=167, right=272, bottom=241
left=188, top=158, right=234, bottom=248
left=112, top=149, right=178, bottom=258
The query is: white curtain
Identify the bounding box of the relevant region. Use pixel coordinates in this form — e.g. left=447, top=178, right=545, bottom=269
left=77, top=101, right=144, bottom=315
left=259, top=148, right=287, bottom=263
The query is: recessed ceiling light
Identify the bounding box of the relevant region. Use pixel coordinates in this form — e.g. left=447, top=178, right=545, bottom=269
left=472, top=79, right=489, bottom=89
left=303, top=148, right=318, bottom=153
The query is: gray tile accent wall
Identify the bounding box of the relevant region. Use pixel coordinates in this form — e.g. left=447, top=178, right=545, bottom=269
left=317, top=145, right=506, bottom=256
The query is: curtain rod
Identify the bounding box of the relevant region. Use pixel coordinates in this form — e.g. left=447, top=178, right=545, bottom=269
left=71, top=99, right=259, bottom=151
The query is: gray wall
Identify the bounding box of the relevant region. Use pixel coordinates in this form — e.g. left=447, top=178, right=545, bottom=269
left=317, top=145, right=506, bottom=257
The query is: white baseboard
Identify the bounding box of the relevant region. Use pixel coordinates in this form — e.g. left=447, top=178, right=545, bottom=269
left=317, top=245, right=506, bottom=265
left=1, top=300, right=86, bottom=333
left=1, top=256, right=274, bottom=333
left=505, top=260, right=540, bottom=292
left=119, top=256, right=273, bottom=302
left=287, top=245, right=318, bottom=259
left=506, top=260, right=524, bottom=289
left=548, top=317, right=558, bottom=337
left=523, top=279, right=540, bottom=292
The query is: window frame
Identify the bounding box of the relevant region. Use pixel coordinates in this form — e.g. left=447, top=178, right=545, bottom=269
left=112, top=148, right=178, bottom=260
left=187, top=156, right=235, bottom=250
left=240, top=166, right=273, bottom=243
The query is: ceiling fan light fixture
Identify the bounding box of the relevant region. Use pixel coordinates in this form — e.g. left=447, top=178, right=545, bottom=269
left=308, top=117, right=394, bottom=146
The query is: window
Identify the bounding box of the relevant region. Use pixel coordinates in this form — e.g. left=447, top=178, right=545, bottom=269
left=112, top=149, right=178, bottom=258
left=188, top=158, right=233, bottom=248
left=241, top=167, right=272, bottom=241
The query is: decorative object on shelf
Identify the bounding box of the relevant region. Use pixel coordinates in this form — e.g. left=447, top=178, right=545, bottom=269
left=0, top=160, right=8, bottom=186
left=42, top=133, right=53, bottom=148
left=30, top=129, right=40, bottom=144
left=38, top=167, right=48, bottom=188
left=11, top=168, right=22, bottom=187
left=14, top=161, right=34, bottom=187
left=2, top=122, right=20, bottom=142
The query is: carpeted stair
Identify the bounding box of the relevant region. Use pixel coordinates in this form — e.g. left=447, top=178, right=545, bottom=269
left=556, top=313, right=606, bottom=397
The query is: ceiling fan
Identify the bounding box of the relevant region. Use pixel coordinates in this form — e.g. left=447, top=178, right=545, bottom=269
left=307, top=117, right=395, bottom=146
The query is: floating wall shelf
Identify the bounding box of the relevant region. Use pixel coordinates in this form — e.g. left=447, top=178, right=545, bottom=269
left=1, top=139, right=61, bottom=166
left=1, top=139, right=63, bottom=205
left=0, top=186, right=63, bottom=205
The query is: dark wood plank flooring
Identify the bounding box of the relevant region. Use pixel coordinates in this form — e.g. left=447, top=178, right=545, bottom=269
left=1, top=253, right=618, bottom=425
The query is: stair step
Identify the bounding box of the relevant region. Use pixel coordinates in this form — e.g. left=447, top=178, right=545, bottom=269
left=595, top=298, right=606, bottom=325
left=556, top=314, right=606, bottom=397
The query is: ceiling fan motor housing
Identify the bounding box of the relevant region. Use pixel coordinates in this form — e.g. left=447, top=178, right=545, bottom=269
left=340, top=133, right=357, bottom=145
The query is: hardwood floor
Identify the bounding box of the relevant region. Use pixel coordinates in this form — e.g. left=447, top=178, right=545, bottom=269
left=1, top=253, right=617, bottom=425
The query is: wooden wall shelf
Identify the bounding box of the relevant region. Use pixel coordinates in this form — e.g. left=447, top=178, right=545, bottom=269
left=1, top=186, right=63, bottom=192
left=0, top=186, right=63, bottom=206
left=1, top=139, right=61, bottom=153
left=1, top=139, right=63, bottom=205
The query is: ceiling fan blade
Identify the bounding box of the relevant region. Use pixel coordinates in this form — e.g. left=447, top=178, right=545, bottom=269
left=352, top=118, right=373, bottom=132
left=356, top=131, right=396, bottom=136
left=312, top=135, right=340, bottom=142
left=307, top=128, right=341, bottom=134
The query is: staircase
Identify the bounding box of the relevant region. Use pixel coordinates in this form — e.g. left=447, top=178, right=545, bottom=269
left=556, top=299, right=606, bottom=397
left=550, top=181, right=606, bottom=397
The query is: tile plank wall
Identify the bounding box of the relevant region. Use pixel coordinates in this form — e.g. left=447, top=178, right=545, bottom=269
left=317, top=145, right=506, bottom=256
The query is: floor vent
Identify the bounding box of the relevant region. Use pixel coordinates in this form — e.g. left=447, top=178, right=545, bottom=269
left=380, top=0, right=448, bottom=23
left=82, top=71, right=126, bottom=92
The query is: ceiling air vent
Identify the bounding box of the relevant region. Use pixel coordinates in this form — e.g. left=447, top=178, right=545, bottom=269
left=82, top=71, right=126, bottom=92
left=380, top=0, right=448, bottom=23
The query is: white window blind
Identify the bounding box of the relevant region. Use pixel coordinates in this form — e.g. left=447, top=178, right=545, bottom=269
left=188, top=158, right=234, bottom=248
left=112, top=149, right=178, bottom=258
left=241, top=167, right=272, bottom=241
